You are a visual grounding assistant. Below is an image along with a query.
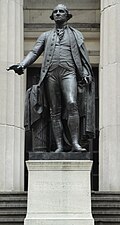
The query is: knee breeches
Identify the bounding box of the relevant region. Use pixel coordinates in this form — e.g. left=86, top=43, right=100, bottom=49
left=46, top=66, right=78, bottom=118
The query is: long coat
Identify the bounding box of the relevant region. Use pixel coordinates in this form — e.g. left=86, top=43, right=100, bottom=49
left=23, top=26, right=95, bottom=139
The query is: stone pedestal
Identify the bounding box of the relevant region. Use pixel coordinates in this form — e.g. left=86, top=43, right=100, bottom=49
left=24, top=160, right=94, bottom=225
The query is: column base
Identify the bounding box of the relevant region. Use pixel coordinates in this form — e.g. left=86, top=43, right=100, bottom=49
left=24, top=160, right=94, bottom=225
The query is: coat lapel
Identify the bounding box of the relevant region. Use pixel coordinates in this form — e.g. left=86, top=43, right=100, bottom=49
left=39, top=29, right=57, bottom=85
left=68, top=27, right=83, bottom=79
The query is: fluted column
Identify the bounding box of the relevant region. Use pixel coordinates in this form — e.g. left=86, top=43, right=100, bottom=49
left=99, top=0, right=120, bottom=190
left=0, top=0, right=25, bottom=191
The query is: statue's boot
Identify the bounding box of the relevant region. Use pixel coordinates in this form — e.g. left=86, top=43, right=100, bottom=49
left=68, top=114, right=86, bottom=152
left=51, top=118, right=64, bottom=153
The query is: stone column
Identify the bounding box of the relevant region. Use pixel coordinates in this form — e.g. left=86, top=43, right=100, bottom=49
left=99, top=0, right=120, bottom=190
left=0, top=0, right=25, bottom=191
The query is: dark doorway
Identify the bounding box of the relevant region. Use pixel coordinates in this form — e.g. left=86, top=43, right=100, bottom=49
left=24, top=65, right=99, bottom=191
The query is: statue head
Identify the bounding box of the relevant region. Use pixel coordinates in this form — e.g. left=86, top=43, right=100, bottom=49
left=50, top=4, right=72, bottom=22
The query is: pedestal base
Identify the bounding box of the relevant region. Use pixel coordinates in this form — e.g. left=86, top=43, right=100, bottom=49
left=24, top=160, right=94, bottom=225
left=25, top=218, right=94, bottom=225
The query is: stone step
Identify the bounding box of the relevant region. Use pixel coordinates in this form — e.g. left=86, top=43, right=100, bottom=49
left=95, top=217, right=120, bottom=222
left=92, top=202, right=120, bottom=208
left=0, top=224, right=23, bottom=225
left=0, top=217, right=24, bottom=222
left=92, top=191, right=120, bottom=198
left=0, top=210, right=26, bottom=216
left=93, top=210, right=120, bottom=214
left=0, top=202, right=27, bottom=208
left=0, top=192, right=27, bottom=201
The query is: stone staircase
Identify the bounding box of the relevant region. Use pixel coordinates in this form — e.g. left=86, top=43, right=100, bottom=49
left=0, top=192, right=120, bottom=225
left=0, top=192, right=27, bottom=225
left=92, top=192, right=120, bottom=225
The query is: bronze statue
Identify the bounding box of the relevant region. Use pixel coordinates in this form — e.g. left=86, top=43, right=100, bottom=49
left=7, top=4, right=95, bottom=153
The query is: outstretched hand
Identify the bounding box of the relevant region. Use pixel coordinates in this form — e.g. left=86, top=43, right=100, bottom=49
left=6, top=64, right=24, bottom=75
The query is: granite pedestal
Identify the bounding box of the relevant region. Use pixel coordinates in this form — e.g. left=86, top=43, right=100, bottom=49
left=24, top=154, right=94, bottom=225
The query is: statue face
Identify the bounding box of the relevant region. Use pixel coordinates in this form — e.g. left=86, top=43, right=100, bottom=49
left=52, top=6, right=68, bottom=24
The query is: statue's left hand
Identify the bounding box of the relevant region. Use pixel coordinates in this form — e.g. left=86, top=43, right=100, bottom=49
left=82, top=76, right=92, bottom=85
left=6, top=64, right=24, bottom=75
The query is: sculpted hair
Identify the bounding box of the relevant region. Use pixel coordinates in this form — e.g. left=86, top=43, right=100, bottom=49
left=50, top=4, right=72, bottom=21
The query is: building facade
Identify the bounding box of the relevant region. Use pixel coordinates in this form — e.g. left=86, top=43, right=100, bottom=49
left=0, top=0, right=120, bottom=192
